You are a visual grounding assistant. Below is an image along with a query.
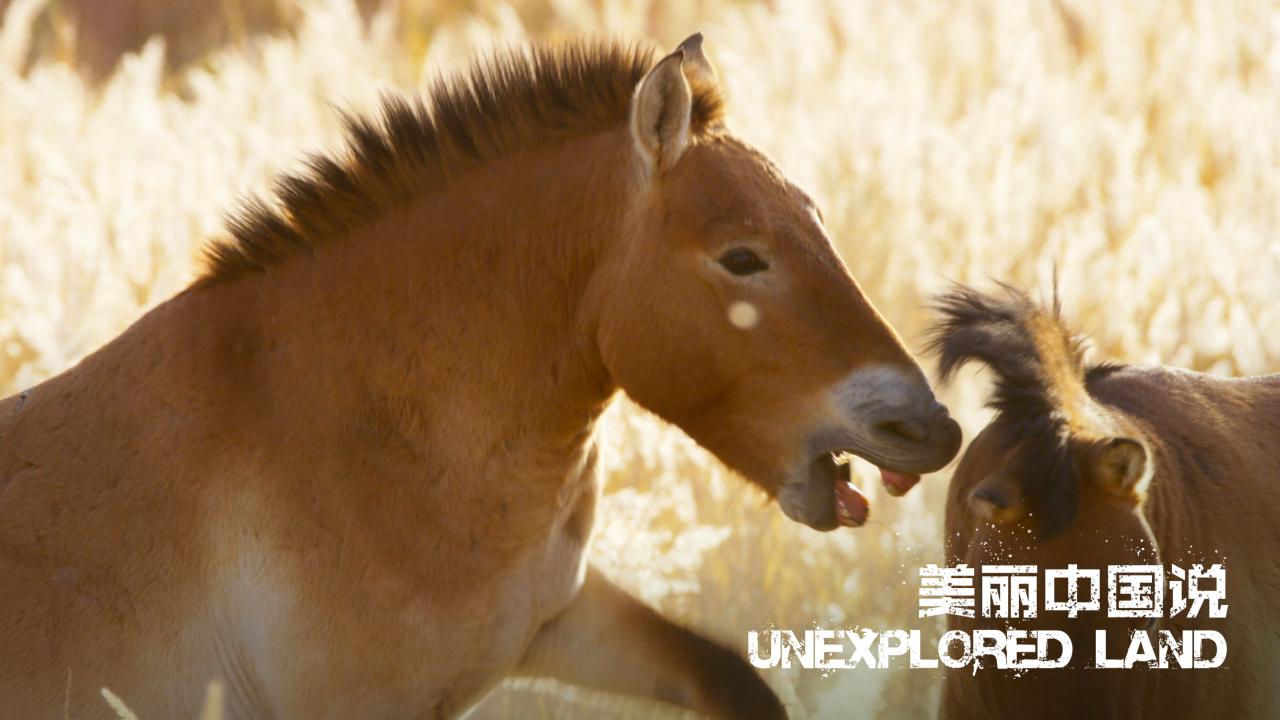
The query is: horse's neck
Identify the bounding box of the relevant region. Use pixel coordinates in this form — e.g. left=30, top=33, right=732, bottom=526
left=218, top=130, right=631, bottom=533
left=1128, top=371, right=1279, bottom=566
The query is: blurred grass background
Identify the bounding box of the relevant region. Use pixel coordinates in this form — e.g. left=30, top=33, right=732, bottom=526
left=1, top=0, right=1278, bottom=717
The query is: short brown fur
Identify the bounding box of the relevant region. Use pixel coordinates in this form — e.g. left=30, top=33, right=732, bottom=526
left=933, top=285, right=1280, bottom=720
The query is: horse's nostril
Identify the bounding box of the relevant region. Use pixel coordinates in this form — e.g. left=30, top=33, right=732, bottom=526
left=877, top=419, right=928, bottom=443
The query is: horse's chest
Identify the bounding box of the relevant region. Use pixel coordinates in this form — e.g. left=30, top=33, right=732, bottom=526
left=438, top=455, right=600, bottom=676
left=499, top=458, right=599, bottom=635
left=221, top=452, right=603, bottom=717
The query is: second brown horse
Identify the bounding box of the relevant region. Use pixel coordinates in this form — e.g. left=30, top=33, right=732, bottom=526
left=934, top=285, right=1280, bottom=720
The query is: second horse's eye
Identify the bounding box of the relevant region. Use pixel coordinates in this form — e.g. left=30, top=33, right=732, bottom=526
left=718, top=248, right=769, bottom=276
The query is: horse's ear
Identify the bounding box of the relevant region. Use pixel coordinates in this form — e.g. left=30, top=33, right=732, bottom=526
left=630, top=50, right=691, bottom=173
left=676, top=32, right=718, bottom=86
left=969, top=470, right=1025, bottom=524
left=1086, top=437, right=1150, bottom=500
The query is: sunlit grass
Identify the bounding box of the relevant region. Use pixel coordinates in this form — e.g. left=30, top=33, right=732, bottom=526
left=3, top=0, right=1278, bottom=717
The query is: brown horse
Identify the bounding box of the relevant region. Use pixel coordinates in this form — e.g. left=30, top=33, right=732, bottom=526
left=931, top=285, right=1280, bottom=720
left=0, top=35, right=961, bottom=718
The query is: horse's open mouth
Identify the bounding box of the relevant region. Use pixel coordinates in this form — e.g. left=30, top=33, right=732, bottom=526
left=810, top=452, right=922, bottom=528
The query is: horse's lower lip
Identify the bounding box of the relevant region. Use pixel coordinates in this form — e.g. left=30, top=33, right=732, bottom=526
left=880, top=467, right=921, bottom=496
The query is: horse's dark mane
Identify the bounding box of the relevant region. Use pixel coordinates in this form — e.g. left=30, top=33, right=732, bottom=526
left=929, top=283, right=1116, bottom=538
left=197, top=39, right=725, bottom=284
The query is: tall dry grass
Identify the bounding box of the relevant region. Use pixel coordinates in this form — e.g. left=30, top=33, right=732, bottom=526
left=1, top=0, right=1278, bottom=717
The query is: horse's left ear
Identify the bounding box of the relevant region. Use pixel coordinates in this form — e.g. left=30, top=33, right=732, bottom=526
left=1088, top=437, right=1151, bottom=499
left=630, top=49, right=691, bottom=173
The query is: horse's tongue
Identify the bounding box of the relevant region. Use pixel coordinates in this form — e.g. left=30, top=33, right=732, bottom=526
left=833, top=479, right=869, bottom=527
left=880, top=468, right=921, bottom=497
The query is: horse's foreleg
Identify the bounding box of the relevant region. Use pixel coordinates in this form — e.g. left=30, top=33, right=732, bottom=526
left=515, top=565, right=786, bottom=719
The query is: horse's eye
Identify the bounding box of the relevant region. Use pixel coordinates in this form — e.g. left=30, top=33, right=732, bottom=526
left=718, top=248, right=769, bottom=276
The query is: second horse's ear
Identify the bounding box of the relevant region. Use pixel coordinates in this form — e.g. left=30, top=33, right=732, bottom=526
left=630, top=50, right=691, bottom=173
left=969, top=470, right=1025, bottom=524
left=1085, top=437, right=1151, bottom=500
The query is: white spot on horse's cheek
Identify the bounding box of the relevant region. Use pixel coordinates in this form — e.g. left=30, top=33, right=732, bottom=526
left=729, top=301, right=759, bottom=330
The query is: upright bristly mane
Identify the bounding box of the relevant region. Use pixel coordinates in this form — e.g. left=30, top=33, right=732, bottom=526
left=929, top=284, right=1112, bottom=538
left=198, top=39, right=726, bottom=284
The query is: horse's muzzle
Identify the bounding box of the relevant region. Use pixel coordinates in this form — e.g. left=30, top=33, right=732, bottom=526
left=777, top=368, right=963, bottom=531
left=862, top=400, right=963, bottom=474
